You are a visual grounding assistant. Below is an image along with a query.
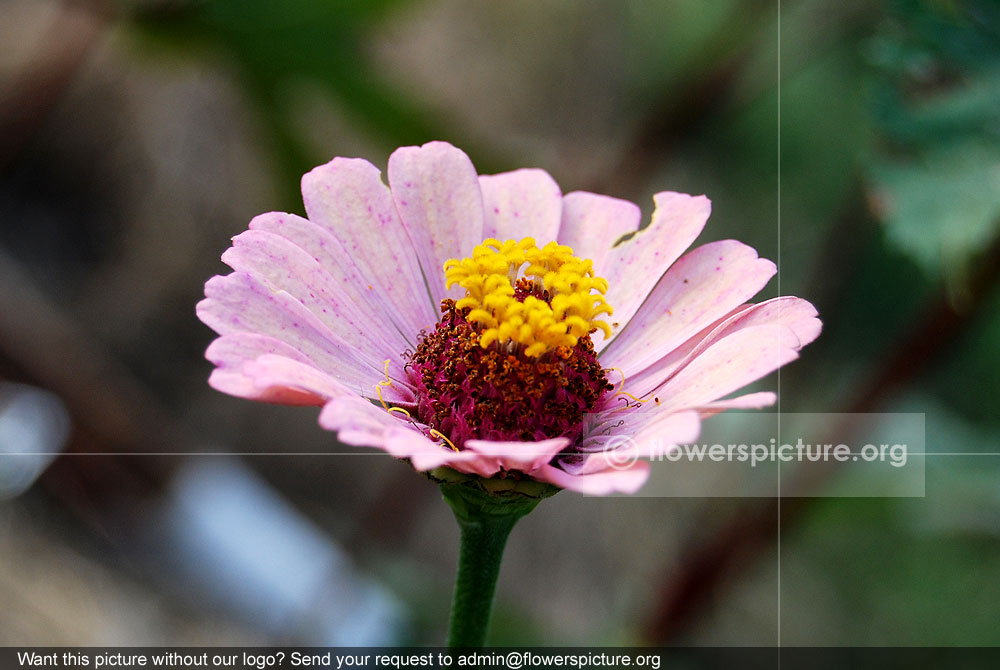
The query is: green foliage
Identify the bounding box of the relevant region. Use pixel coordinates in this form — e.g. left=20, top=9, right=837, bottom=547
left=866, top=0, right=1000, bottom=287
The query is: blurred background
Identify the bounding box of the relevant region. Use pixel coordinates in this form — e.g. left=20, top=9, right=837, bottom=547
left=1, top=0, right=999, bottom=646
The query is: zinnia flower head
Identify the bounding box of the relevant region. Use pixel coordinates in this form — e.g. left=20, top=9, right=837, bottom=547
left=197, top=141, right=820, bottom=495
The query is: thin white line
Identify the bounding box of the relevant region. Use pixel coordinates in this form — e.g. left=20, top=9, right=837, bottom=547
left=921, top=453, right=1000, bottom=456
left=0, top=452, right=398, bottom=456
left=0, top=451, right=992, bottom=457
left=776, top=0, right=783, bottom=652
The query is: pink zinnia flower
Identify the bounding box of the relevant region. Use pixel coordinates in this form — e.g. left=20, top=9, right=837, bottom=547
left=197, top=142, right=820, bottom=495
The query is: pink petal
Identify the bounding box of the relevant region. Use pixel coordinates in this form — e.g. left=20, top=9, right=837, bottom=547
left=318, top=396, right=496, bottom=473
left=206, top=328, right=412, bottom=406
left=319, top=397, right=593, bottom=484
left=597, top=192, right=711, bottom=348
left=556, top=192, right=641, bottom=277
left=206, top=332, right=313, bottom=369
left=242, top=354, right=359, bottom=403
left=695, top=391, right=777, bottom=418
left=463, top=437, right=570, bottom=474
left=479, top=169, right=562, bottom=243
left=578, top=409, right=701, bottom=472
left=625, top=296, right=820, bottom=397
left=222, top=229, right=408, bottom=357
left=208, top=370, right=319, bottom=406
left=711, top=296, right=821, bottom=349
left=197, top=272, right=383, bottom=395
left=206, top=333, right=326, bottom=405
left=247, top=212, right=435, bottom=346
left=388, top=141, right=485, bottom=303
left=535, top=460, right=651, bottom=495
left=384, top=426, right=480, bottom=472
left=653, top=324, right=801, bottom=412
left=300, top=157, right=439, bottom=338
left=213, top=350, right=413, bottom=407
left=600, top=240, right=777, bottom=377
left=319, top=394, right=417, bottom=446
left=627, top=407, right=703, bottom=448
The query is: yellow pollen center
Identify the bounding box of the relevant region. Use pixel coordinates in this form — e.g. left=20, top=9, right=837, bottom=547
left=443, top=237, right=613, bottom=357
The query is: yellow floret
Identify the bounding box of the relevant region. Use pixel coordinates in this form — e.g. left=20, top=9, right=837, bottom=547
left=443, top=237, right=613, bottom=357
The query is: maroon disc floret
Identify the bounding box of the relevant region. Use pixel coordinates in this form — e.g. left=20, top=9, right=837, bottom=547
left=406, top=299, right=613, bottom=449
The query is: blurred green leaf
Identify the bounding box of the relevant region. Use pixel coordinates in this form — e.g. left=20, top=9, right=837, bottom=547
left=865, top=0, right=1000, bottom=287
left=871, top=137, right=1000, bottom=286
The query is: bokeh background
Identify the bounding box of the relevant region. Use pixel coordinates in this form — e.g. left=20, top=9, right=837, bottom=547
left=2, top=0, right=999, bottom=647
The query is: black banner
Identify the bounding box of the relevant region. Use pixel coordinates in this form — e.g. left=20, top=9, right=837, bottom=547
left=1, top=648, right=994, bottom=670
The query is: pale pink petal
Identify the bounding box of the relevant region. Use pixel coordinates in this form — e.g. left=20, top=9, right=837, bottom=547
left=240, top=354, right=359, bottom=403
left=556, top=192, right=641, bottom=277
left=222, top=229, right=408, bottom=357
left=206, top=333, right=329, bottom=405
left=535, top=460, right=651, bottom=495
left=249, top=353, right=412, bottom=406
left=318, top=396, right=496, bottom=473
left=597, top=192, right=711, bottom=348
left=697, top=391, right=777, bottom=411
left=209, top=355, right=359, bottom=407
left=578, top=409, right=701, bottom=472
left=320, top=398, right=571, bottom=480
left=695, top=391, right=777, bottom=418
left=627, top=408, right=702, bottom=448
left=300, top=157, right=439, bottom=337
left=205, top=329, right=412, bottom=409
left=625, top=296, right=820, bottom=397
left=385, top=427, right=483, bottom=472
left=479, top=169, right=562, bottom=244
left=319, top=394, right=419, bottom=447
left=600, top=240, right=777, bottom=376
left=248, top=212, right=436, bottom=346
left=206, top=332, right=314, bottom=369
left=654, top=324, right=801, bottom=412
left=464, top=437, right=570, bottom=474
left=388, top=141, right=485, bottom=303
left=207, top=370, right=320, bottom=406
left=706, top=297, right=821, bottom=350
left=445, top=456, right=521, bottom=478
left=197, top=272, right=382, bottom=395
left=618, top=304, right=753, bottom=398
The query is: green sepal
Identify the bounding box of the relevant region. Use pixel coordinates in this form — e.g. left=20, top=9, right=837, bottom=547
left=428, top=466, right=562, bottom=501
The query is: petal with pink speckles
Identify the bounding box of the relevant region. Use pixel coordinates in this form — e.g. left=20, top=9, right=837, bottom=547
left=556, top=191, right=640, bottom=275
left=601, top=240, right=777, bottom=377
left=596, top=192, right=711, bottom=348
left=388, top=141, right=485, bottom=303
left=480, top=168, right=562, bottom=243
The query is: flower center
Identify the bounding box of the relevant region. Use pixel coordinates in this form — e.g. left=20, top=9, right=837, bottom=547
left=444, top=238, right=613, bottom=357
left=405, top=238, right=614, bottom=449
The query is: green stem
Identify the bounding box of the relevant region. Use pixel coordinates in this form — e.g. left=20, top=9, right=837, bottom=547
left=441, top=484, right=543, bottom=648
